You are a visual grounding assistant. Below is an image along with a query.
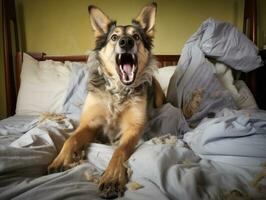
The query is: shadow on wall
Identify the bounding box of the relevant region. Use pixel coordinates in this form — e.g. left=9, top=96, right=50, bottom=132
left=258, top=0, right=266, bottom=49
left=233, top=0, right=240, bottom=28
left=16, top=0, right=27, bottom=51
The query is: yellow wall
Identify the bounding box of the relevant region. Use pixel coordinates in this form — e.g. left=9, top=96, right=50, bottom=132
left=17, top=0, right=244, bottom=55
left=0, top=0, right=7, bottom=119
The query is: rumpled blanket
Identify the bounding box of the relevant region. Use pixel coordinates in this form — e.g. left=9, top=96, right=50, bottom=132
left=167, top=18, right=263, bottom=126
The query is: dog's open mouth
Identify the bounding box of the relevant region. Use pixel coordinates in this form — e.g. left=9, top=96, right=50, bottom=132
left=116, top=53, right=138, bottom=85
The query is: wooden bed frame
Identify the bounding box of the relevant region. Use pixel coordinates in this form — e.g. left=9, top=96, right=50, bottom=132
left=2, top=0, right=264, bottom=116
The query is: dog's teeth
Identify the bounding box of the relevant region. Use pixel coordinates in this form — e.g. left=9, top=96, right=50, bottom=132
left=119, top=54, right=121, bottom=60
left=132, top=54, right=135, bottom=60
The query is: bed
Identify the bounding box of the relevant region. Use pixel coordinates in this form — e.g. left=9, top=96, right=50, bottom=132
left=1, top=44, right=266, bottom=200
left=1, top=1, right=266, bottom=200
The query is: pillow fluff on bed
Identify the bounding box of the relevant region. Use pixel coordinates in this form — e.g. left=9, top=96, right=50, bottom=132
left=16, top=53, right=72, bottom=115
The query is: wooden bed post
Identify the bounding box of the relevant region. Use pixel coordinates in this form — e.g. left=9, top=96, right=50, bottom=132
left=243, top=0, right=258, bottom=99
left=2, top=0, right=19, bottom=116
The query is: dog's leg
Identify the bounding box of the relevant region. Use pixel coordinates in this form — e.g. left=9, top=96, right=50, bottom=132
left=48, top=94, right=106, bottom=173
left=98, top=99, right=146, bottom=199
left=48, top=124, right=98, bottom=173
left=152, top=76, right=166, bottom=108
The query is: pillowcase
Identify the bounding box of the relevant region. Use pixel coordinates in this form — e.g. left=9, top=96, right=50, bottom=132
left=16, top=53, right=72, bottom=115
left=154, top=66, right=176, bottom=95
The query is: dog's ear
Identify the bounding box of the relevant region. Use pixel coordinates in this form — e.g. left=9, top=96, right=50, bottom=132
left=88, top=5, right=112, bottom=37
left=133, top=2, right=157, bottom=38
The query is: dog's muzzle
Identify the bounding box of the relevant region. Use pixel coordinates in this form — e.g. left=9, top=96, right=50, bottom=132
left=116, top=53, right=138, bottom=85
left=119, top=36, right=134, bottom=52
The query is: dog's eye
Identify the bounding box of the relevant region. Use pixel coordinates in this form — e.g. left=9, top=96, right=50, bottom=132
left=133, top=34, right=140, bottom=41
left=111, top=34, right=118, bottom=41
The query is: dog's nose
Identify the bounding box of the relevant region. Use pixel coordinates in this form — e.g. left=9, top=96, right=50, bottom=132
left=119, top=36, right=134, bottom=51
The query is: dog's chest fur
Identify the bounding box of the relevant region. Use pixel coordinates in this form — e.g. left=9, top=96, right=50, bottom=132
left=91, top=86, right=146, bottom=144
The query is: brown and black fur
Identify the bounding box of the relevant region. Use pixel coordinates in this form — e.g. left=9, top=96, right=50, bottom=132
left=48, top=3, right=165, bottom=199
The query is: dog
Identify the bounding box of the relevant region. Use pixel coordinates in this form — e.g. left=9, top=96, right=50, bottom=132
left=48, top=2, right=165, bottom=198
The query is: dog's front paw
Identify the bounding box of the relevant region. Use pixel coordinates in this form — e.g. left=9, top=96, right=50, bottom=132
left=48, top=137, right=81, bottom=173
left=98, top=164, right=127, bottom=199
left=48, top=152, right=73, bottom=173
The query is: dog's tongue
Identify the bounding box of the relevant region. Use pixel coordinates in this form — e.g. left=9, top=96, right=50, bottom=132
left=123, top=64, right=132, bottom=74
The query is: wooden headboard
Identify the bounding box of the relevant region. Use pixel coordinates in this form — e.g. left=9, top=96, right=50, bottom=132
left=15, top=52, right=180, bottom=96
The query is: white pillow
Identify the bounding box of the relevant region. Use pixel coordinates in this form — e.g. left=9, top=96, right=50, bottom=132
left=213, top=62, right=258, bottom=109
left=235, top=80, right=258, bottom=109
left=155, top=66, right=176, bottom=95
left=213, top=62, right=240, bottom=101
left=16, top=53, right=72, bottom=115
